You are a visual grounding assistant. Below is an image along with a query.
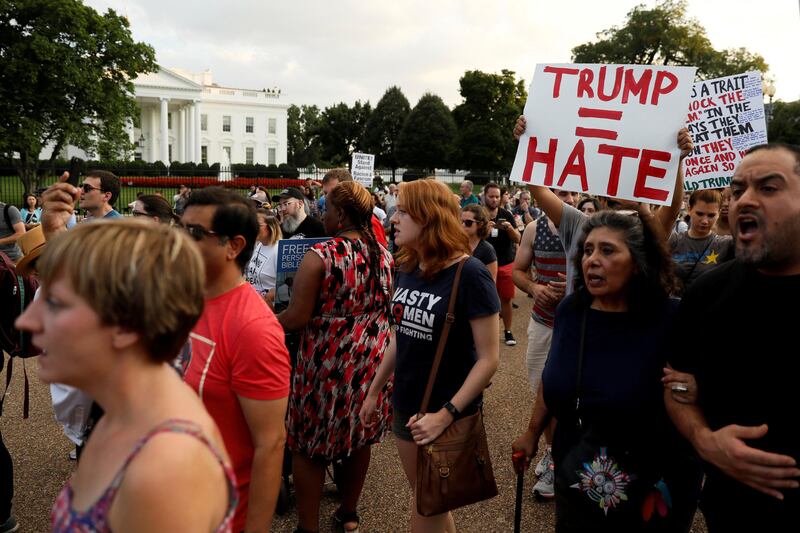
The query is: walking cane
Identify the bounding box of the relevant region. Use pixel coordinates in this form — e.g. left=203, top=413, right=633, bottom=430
left=512, top=450, right=526, bottom=533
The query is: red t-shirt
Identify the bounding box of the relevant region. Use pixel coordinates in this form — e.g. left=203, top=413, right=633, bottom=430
left=184, top=282, right=290, bottom=533
left=372, top=214, right=387, bottom=247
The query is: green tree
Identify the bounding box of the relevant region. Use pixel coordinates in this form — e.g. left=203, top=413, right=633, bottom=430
left=396, top=93, right=457, bottom=172
left=316, top=100, right=372, bottom=166
left=571, top=0, right=768, bottom=80
left=0, top=0, right=157, bottom=194
left=362, top=86, right=411, bottom=181
left=452, top=69, right=526, bottom=172
left=287, top=104, right=322, bottom=167
left=768, top=100, right=800, bottom=145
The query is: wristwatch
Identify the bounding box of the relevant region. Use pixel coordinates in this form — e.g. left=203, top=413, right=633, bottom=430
left=443, top=401, right=460, bottom=418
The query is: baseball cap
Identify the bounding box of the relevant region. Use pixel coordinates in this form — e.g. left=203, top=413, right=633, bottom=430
left=278, top=187, right=304, bottom=201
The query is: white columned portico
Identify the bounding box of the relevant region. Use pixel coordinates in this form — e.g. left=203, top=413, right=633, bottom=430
left=178, top=108, right=186, bottom=162
left=193, top=101, right=201, bottom=164
left=148, top=107, right=157, bottom=163
left=187, top=104, right=195, bottom=163
left=159, top=97, right=169, bottom=164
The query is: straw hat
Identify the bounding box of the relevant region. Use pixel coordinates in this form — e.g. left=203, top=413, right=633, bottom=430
left=15, top=225, right=45, bottom=276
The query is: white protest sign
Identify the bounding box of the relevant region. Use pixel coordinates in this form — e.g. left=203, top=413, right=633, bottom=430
left=683, top=71, right=767, bottom=191
left=510, top=63, right=696, bottom=206
left=351, top=152, right=375, bottom=187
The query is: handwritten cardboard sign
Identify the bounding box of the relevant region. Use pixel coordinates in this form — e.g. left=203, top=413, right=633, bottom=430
left=510, top=63, right=696, bottom=206
left=351, top=152, right=375, bottom=187
left=683, top=71, right=767, bottom=191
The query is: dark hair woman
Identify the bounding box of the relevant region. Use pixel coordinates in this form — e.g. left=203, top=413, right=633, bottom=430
left=360, top=179, right=500, bottom=532
left=461, top=204, right=498, bottom=281
left=512, top=211, right=701, bottom=532
left=132, top=194, right=180, bottom=225
left=278, top=181, right=394, bottom=533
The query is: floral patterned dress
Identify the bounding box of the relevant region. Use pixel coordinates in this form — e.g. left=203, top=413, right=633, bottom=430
left=287, top=237, right=394, bottom=459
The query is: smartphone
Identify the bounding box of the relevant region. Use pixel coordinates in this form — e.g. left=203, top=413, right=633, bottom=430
left=67, top=157, right=83, bottom=187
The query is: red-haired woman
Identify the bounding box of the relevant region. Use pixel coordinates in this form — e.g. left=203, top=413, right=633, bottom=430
left=360, top=179, right=500, bottom=532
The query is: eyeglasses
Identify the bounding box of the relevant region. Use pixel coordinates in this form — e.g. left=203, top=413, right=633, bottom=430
left=181, top=223, right=222, bottom=241
left=80, top=183, right=102, bottom=193
left=461, top=219, right=476, bottom=228
left=278, top=200, right=297, bottom=209
left=131, top=210, right=150, bottom=217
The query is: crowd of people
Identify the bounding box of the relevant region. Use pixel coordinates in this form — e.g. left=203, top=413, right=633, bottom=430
left=0, top=118, right=798, bottom=533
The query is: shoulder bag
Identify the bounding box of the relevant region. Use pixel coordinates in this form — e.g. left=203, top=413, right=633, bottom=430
left=415, top=257, right=498, bottom=517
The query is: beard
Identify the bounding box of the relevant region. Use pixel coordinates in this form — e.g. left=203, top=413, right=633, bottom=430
left=735, top=209, right=800, bottom=268
left=281, top=214, right=301, bottom=234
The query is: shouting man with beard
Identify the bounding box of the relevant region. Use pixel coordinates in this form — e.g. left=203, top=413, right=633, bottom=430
left=277, top=187, right=325, bottom=240
left=665, top=143, right=800, bottom=532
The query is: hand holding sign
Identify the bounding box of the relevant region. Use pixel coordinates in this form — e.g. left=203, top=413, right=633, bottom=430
left=511, top=64, right=697, bottom=206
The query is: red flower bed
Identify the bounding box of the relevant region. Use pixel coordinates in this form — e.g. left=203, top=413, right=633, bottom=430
left=120, top=176, right=305, bottom=190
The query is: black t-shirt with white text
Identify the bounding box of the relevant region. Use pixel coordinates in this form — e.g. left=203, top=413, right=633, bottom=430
left=392, top=257, right=500, bottom=415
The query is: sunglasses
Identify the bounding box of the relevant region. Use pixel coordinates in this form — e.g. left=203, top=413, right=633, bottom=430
left=181, top=223, right=223, bottom=242
left=461, top=219, right=476, bottom=228
left=80, top=183, right=102, bottom=193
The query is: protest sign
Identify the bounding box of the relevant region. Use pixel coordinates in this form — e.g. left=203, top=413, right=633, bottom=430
left=274, top=237, right=328, bottom=309
left=510, top=63, right=696, bottom=206
left=683, top=71, right=767, bottom=191
left=351, top=152, right=375, bottom=187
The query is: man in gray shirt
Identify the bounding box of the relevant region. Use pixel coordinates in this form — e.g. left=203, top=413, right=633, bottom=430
left=0, top=203, right=26, bottom=261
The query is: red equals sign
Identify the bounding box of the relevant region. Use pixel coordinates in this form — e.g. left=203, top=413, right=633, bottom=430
left=575, top=107, right=623, bottom=140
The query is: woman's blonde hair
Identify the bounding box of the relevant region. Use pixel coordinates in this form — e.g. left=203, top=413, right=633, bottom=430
left=395, top=179, right=470, bottom=278
left=37, top=219, right=205, bottom=363
left=256, top=209, right=282, bottom=246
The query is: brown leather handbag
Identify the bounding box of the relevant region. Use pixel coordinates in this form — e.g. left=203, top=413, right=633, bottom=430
left=415, top=257, right=498, bottom=517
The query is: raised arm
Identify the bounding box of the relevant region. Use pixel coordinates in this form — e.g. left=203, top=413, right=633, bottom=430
left=654, top=128, right=692, bottom=241
left=513, top=115, right=566, bottom=226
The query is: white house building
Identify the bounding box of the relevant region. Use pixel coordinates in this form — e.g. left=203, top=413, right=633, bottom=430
left=129, top=67, right=288, bottom=166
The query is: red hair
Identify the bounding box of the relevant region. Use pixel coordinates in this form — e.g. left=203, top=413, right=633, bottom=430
left=395, top=179, right=470, bottom=278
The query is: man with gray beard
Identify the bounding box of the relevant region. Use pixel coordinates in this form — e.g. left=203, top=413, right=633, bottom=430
left=665, top=143, right=800, bottom=532
left=276, top=187, right=324, bottom=239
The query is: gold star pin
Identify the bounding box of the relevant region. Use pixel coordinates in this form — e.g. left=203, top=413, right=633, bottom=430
left=704, top=251, right=719, bottom=264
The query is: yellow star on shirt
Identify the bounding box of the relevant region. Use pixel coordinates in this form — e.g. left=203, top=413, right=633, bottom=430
left=704, top=251, right=719, bottom=264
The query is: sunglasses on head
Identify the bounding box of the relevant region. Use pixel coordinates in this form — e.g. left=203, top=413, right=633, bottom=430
left=461, top=219, right=476, bottom=228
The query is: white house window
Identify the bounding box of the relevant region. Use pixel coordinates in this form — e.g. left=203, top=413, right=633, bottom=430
left=223, top=146, right=232, bottom=162
left=201, top=146, right=208, bottom=164
left=245, top=147, right=254, bottom=164
left=222, top=115, right=231, bottom=133
left=168, top=144, right=172, bottom=162
left=168, top=113, right=172, bottom=129
left=201, top=114, right=208, bottom=132
left=268, top=147, right=276, bottom=165
left=246, top=117, right=254, bottom=133
left=268, top=118, right=276, bottom=134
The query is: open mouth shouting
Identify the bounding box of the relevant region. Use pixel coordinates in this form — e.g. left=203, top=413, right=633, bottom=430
left=736, top=213, right=761, bottom=243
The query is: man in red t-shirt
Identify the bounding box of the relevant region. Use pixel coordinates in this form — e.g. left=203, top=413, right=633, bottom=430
left=181, top=187, right=291, bottom=533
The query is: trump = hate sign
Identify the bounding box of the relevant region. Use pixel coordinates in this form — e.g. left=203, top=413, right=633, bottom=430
left=510, top=64, right=696, bottom=206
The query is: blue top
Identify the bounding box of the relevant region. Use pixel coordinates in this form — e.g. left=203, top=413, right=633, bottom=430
left=20, top=207, right=42, bottom=224
left=104, top=209, right=122, bottom=218
left=392, top=257, right=499, bottom=415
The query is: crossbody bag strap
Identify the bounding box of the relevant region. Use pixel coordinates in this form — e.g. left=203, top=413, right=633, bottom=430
left=418, top=257, right=468, bottom=415
left=573, top=307, right=589, bottom=429
left=684, top=235, right=715, bottom=283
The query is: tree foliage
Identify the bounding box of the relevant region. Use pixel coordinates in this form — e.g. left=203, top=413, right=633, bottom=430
left=362, top=86, right=410, bottom=177
left=768, top=100, right=800, bottom=145
left=287, top=104, right=322, bottom=168
left=396, top=93, right=457, bottom=172
left=452, top=69, right=526, bottom=172
left=0, top=0, right=158, bottom=193
left=315, top=100, right=372, bottom=166
left=571, top=0, right=768, bottom=80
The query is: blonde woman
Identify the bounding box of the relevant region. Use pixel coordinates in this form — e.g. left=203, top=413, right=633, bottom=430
left=16, top=220, right=237, bottom=532
left=246, top=209, right=282, bottom=302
